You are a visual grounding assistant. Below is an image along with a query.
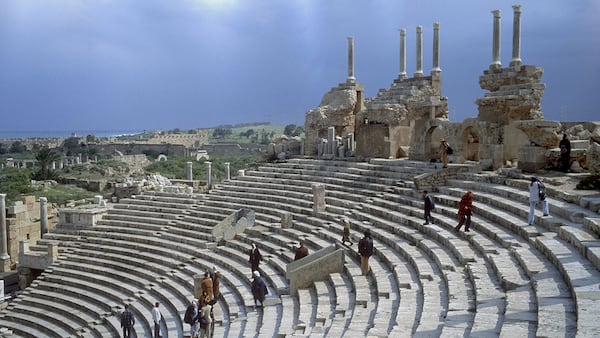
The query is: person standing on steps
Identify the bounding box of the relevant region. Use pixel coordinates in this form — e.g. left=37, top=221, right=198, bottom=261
left=151, top=302, right=162, bottom=338
left=211, top=266, right=222, bottom=300
left=455, top=191, right=474, bottom=232
left=439, top=139, right=450, bottom=168
left=528, top=176, right=549, bottom=225
left=120, top=304, right=135, bottom=338
left=251, top=271, right=268, bottom=308
left=423, top=190, right=435, bottom=225
left=183, top=299, right=200, bottom=338
left=341, top=218, right=353, bottom=246
left=358, top=229, right=374, bottom=275
left=201, top=271, right=213, bottom=303
left=248, top=243, right=262, bottom=274
left=198, top=297, right=212, bottom=338
left=559, top=133, right=571, bottom=172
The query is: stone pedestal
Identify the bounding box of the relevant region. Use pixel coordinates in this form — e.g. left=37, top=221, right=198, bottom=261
left=281, top=213, right=293, bottom=228
left=193, top=274, right=204, bottom=300
left=312, top=184, right=326, bottom=215
left=518, top=145, right=547, bottom=172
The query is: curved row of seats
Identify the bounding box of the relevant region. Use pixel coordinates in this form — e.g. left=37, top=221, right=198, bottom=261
left=0, top=158, right=598, bottom=337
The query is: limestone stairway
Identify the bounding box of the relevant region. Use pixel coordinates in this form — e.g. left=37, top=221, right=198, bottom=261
left=0, top=158, right=598, bottom=337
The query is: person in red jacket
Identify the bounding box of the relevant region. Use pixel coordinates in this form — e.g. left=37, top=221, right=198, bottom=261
left=454, top=191, right=474, bottom=232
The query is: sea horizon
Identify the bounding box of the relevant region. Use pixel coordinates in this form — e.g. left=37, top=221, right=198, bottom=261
left=0, top=130, right=144, bottom=140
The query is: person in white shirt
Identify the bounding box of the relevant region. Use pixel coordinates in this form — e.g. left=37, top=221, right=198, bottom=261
left=151, top=302, right=162, bottom=338
left=528, top=176, right=549, bottom=225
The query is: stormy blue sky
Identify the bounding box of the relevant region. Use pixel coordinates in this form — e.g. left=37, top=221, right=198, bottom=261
left=0, top=0, right=598, bottom=134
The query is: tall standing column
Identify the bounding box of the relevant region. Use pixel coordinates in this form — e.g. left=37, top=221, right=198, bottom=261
left=40, top=197, right=48, bottom=235
left=186, top=161, right=193, bottom=180
left=431, top=22, right=441, bottom=73
left=491, top=10, right=502, bottom=68
left=0, top=193, right=10, bottom=271
left=399, top=28, right=407, bottom=79
left=224, top=162, right=231, bottom=180
left=510, top=5, right=522, bottom=68
left=347, top=37, right=355, bottom=83
left=206, top=161, right=212, bottom=191
left=414, top=25, right=424, bottom=77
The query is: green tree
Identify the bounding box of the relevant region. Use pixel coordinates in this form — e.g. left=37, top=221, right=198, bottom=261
left=32, top=147, right=62, bottom=180
left=0, top=167, right=34, bottom=203
left=213, top=128, right=233, bottom=139
left=9, top=141, right=27, bottom=153
left=283, top=124, right=304, bottom=137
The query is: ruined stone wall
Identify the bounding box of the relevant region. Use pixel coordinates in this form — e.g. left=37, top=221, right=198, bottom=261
left=6, top=196, right=57, bottom=267
left=304, top=83, right=363, bottom=156
left=477, top=65, right=545, bottom=124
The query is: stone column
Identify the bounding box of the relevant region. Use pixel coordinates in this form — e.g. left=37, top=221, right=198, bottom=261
left=414, top=25, right=424, bottom=77
left=399, top=28, right=407, bottom=79
left=186, top=161, right=193, bottom=180
left=0, top=194, right=10, bottom=271
left=40, top=197, right=48, bottom=235
left=510, top=5, right=522, bottom=68
left=347, top=37, right=355, bottom=83
left=491, top=10, right=502, bottom=68
left=224, top=162, right=231, bottom=180
left=431, top=22, right=441, bottom=73
left=205, top=161, right=212, bottom=190
left=327, top=127, right=336, bottom=155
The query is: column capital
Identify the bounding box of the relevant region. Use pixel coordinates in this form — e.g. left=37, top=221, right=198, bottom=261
left=492, top=9, right=501, bottom=17
left=512, top=4, right=521, bottom=12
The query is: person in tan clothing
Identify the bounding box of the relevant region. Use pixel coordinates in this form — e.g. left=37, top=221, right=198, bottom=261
left=201, top=271, right=213, bottom=303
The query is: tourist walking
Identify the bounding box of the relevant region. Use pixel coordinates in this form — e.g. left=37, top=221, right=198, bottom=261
left=559, top=134, right=571, bottom=172
left=120, top=304, right=135, bottom=338
left=454, top=191, right=474, bottom=232
left=151, top=302, right=161, bottom=338
left=439, top=139, right=450, bottom=168
left=183, top=299, right=200, bottom=338
left=251, top=271, right=268, bottom=307
left=248, top=243, right=262, bottom=273
left=198, top=298, right=212, bottom=338
left=294, top=242, right=309, bottom=260
left=211, top=266, right=222, bottom=300
left=528, top=176, right=549, bottom=225
left=358, top=229, right=374, bottom=275
left=341, top=218, right=353, bottom=246
left=201, top=271, right=214, bottom=303
left=423, top=190, right=435, bottom=225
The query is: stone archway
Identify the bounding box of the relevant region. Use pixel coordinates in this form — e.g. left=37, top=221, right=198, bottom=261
left=462, top=126, right=480, bottom=161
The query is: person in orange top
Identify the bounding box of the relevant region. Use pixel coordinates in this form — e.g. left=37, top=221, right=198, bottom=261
left=454, top=191, right=474, bottom=232
left=201, top=271, right=213, bottom=303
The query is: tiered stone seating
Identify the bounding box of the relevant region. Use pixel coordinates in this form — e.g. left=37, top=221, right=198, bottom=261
left=1, top=158, right=599, bottom=337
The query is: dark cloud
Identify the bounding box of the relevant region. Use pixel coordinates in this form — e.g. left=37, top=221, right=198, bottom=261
left=0, top=0, right=597, bottom=133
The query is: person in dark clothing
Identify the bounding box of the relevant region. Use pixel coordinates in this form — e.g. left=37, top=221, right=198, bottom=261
left=251, top=271, right=268, bottom=307
left=559, top=133, right=571, bottom=172
left=423, top=190, right=434, bottom=225
left=455, top=191, right=474, bottom=232
left=294, top=242, right=309, bottom=261
left=183, top=299, right=200, bottom=338
left=358, top=229, right=374, bottom=275
left=248, top=243, right=262, bottom=273
left=120, top=304, right=135, bottom=338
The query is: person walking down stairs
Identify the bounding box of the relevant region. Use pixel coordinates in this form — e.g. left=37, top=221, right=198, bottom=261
left=455, top=191, right=474, bottom=232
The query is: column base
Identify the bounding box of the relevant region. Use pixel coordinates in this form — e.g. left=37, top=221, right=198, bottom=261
left=0, top=255, right=11, bottom=272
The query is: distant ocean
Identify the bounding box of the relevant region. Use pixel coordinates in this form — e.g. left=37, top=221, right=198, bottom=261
left=0, top=130, right=144, bottom=139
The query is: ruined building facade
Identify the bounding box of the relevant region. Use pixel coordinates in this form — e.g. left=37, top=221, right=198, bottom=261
left=304, top=5, right=600, bottom=173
